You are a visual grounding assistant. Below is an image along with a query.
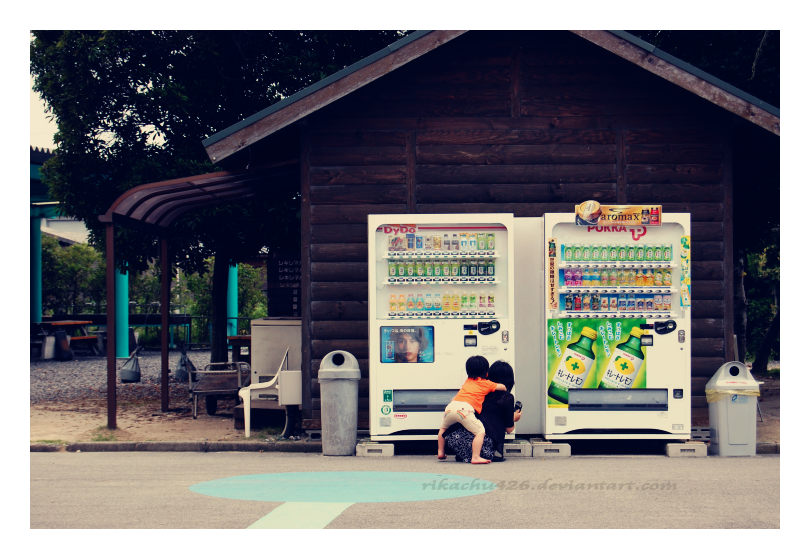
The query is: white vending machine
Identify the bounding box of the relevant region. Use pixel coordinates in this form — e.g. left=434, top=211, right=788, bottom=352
left=542, top=211, right=692, bottom=440
left=368, top=214, right=516, bottom=441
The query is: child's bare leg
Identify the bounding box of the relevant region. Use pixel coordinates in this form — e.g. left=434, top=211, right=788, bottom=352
left=471, top=432, right=490, bottom=464
left=437, top=428, right=447, bottom=459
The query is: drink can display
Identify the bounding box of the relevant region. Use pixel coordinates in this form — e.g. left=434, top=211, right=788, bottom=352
left=565, top=294, right=573, bottom=311
left=609, top=268, right=618, bottom=286
left=478, top=261, right=486, bottom=277
left=469, top=261, right=478, bottom=277
left=663, top=268, right=672, bottom=286
left=487, top=233, right=495, bottom=251
left=591, top=244, right=601, bottom=261
left=646, top=297, right=654, bottom=311
left=653, top=269, right=663, bottom=286
left=573, top=268, right=582, bottom=286
left=609, top=245, right=618, bottom=261
left=426, top=262, right=434, bottom=277
left=451, top=261, right=459, bottom=277
left=600, top=295, right=609, bottom=311
left=581, top=269, right=589, bottom=287
left=442, top=234, right=451, bottom=252
left=433, top=235, right=442, bottom=251
left=459, top=233, right=468, bottom=251
left=663, top=294, right=672, bottom=311
left=573, top=244, right=583, bottom=261
left=468, top=234, right=477, bottom=251
left=617, top=269, right=626, bottom=286
left=644, top=269, right=654, bottom=286
left=582, top=245, right=591, bottom=261
left=626, top=245, right=636, bottom=262
left=460, top=260, right=469, bottom=277
left=636, top=245, right=645, bottom=261
left=564, top=244, right=573, bottom=261
left=663, top=244, right=672, bottom=261
left=442, top=262, right=451, bottom=277
left=407, top=261, right=415, bottom=277
left=564, top=269, right=573, bottom=286
left=388, top=261, right=397, bottom=277
left=451, top=234, right=459, bottom=252
left=627, top=294, right=636, bottom=312
left=424, top=236, right=433, bottom=251
left=636, top=269, right=645, bottom=286
left=618, top=294, right=627, bottom=312
left=600, top=245, right=609, bottom=261
left=415, top=235, right=424, bottom=250
left=397, top=261, right=406, bottom=277
left=574, top=294, right=582, bottom=312
left=600, top=269, right=609, bottom=286
left=416, top=261, right=425, bottom=277
left=487, top=260, right=495, bottom=277
left=609, top=295, right=618, bottom=311
left=582, top=293, right=591, bottom=310
left=406, top=234, right=415, bottom=251
left=477, top=233, right=487, bottom=251
left=654, top=244, right=663, bottom=261
left=654, top=294, right=663, bottom=311
left=644, top=245, right=654, bottom=261
left=591, top=293, right=601, bottom=311
left=618, top=245, right=627, bottom=261
left=434, top=261, right=443, bottom=277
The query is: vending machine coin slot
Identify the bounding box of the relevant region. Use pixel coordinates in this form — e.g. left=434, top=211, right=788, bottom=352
left=464, top=335, right=477, bottom=347
left=641, top=335, right=653, bottom=346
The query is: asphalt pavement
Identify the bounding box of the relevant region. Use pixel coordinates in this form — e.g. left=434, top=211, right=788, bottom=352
left=30, top=452, right=779, bottom=529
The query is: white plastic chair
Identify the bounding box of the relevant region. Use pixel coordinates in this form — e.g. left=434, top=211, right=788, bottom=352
left=238, top=346, right=289, bottom=438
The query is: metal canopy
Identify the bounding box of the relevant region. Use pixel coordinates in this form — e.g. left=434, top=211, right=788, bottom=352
left=98, top=161, right=297, bottom=235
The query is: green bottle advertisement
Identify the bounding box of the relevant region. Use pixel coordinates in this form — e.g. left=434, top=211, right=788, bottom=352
left=548, top=327, right=597, bottom=404
left=598, top=327, right=646, bottom=389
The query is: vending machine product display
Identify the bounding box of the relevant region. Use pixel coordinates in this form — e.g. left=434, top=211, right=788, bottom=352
left=543, top=212, right=692, bottom=439
left=369, top=214, right=516, bottom=440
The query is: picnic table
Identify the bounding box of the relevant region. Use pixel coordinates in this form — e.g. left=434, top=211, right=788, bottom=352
left=50, top=321, right=99, bottom=355
left=228, top=335, right=251, bottom=365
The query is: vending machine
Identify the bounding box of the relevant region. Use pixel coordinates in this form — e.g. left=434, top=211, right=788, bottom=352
left=543, top=210, right=692, bottom=439
left=368, top=214, right=516, bottom=441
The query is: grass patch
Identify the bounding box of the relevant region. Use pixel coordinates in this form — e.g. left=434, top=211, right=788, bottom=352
left=757, top=368, right=780, bottom=379
left=243, top=426, right=284, bottom=440
left=91, top=426, right=118, bottom=442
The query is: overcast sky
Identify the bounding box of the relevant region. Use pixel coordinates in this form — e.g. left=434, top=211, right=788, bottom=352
left=30, top=75, right=58, bottom=150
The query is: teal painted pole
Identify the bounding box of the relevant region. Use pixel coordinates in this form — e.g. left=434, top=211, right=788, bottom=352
left=31, top=217, right=42, bottom=323
left=227, top=264, right=238, bottom=337
left=115, top=269, right=129, bottom=358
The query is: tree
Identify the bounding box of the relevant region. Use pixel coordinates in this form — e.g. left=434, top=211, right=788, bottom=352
left=627, top=31, right=780, bottom=365
left=41, top=236, right=106, bottom=315
left=31, top=30, right=410, bottom=361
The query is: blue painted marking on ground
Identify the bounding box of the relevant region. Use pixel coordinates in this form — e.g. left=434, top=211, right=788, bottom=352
left=190, top=471, right=497, bottom=503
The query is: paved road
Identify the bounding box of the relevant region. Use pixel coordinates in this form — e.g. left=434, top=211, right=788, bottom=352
left=31, top=452, right=779, bottom=529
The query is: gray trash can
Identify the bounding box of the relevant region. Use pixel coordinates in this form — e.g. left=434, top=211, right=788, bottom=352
left=318, top=351, right=361, bottom=456
left=705, top=361, right=762, bottom=456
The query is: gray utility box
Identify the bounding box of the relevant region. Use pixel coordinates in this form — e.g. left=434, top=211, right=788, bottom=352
left=250, top=317, right=302, bottom=387
left=705, top=361, right=762, bottom=456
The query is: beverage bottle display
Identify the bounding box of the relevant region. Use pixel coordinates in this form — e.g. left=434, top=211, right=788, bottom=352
left=407, top=261, right=415, bottom=277
left=460, top=260, right=469, bottom=276
left=477, top=261, right=486, bottom=276
left=488, top=292, right=495, bottom=313
left=654, top=294, right=663, bottom=310
left=609, top=296, right=618, bottom=311
left=626, top=245, right=635, bottom=262
left=416, top=235, right=423, bottom=250
left=564, top=294, right=573, bottom=311
left=645, top=245, right=654, bottom=261
left=451, top=292, right=460, bottom=312
left=564, top=269, right=573, bottom=286
left=487, top=233, right=495, bottom=250
left=663, top=268, right=672, bottom=286
left=582, top=245, right=591, bottom=261
left=663, top=244, right=672, bottom=261
left=644, top=269, right=654, bottom=286
left=573, top=244, right=583, bottom=261
left=600, top=245, right=609, bottom=261
left=627, top=294, right=635, bottom=311
left=435, top=294, right=442, bottom=311
left=426, top=262, right=434, bottom=277
left=618, top=294, right=626, bottom=311
left=469, top=292, right=478, bottom=311
left=598, top=327, right=645, bottom=389
left=389, top=295, right=397, bottom=312
left=451, top=234, right=459, bottom=252
left=564, top=245, right=573, bottom=261
left=397, top=261, right=406, bottom=277
left=548, top=327, right=598, bottom=404
left=618, top=245, right=627, bottom=261
left=651, top=207, right=660, bottom=226
left=477, top=233, right=487, bottom=251
left=583, top=293, right=591, bottom=310
left=416, top=261, right=425, bottom=277
left=663, top=294, right=672, bottom=311
left=461, top=292, right=469, bottom=311
left=469, top=260, right=478, bottom=277
left=636, top=269, right=645, bottom=286
left=591, top=293, right=600, bottom=311
left=600, top=296, right=609, bottom=311
left=654, top=269, right=663, bottom=286
left=388, top=261, right=397, bottom=277
left=635, top=246, right=644, bottom=261
left=617, top=269, right=626, bottom=287
left=573, top=268, right=582, bottom=286
left=581, top=269, right=590, bottom=287
left=433, top=235, right=442, bottom=251
left=398, top=294, right=406, bottom=312
left=407, top=294, right=415, bottom=311
left=416, top=294, right=424, bottom=311
left=443, top=234, right=450, bottom=251
left=424, top=294, right=433, bottom=310
left=574, top=294, right=582, bottom=311
left=442, top=261, right=451, bottom=277
left=442, top=294, right=451, bottom=312
left=600, top=269, right=609, bottom=286
left=487, top=260, right=495, bottom=276
left=609, top=268, right=618, bottom=287
left=654, top=244, right=663, bottom=261
left=459, top=232, right=468, bottom=251
left=451, top=261, right=459, bottom=277
left=469, top=234, right=477, bottom=251
left=424, top=236, right=433, bottom=251
left=609, top=245, right=618, bottom=261
left=479, top=292, right=487, bottom=313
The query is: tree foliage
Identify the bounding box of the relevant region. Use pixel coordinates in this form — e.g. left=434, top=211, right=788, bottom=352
left=41, top=236, right=106, bottom=315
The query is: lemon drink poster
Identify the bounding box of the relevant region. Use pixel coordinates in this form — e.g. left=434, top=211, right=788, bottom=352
left=547, top=318, right=648, bottom=406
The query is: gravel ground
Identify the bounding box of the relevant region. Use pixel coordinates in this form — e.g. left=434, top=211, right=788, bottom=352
left=30, top=349, right=214, bottom=405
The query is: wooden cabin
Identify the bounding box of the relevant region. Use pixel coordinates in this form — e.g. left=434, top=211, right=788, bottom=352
left=202, top=30, right=779, bottom=431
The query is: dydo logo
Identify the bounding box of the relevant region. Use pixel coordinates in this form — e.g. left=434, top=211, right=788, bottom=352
left=394, top=413, right=408, bottom=419
left=383, top=225, right=416, bottom=235
left=586, top=225, right=647, bottom=242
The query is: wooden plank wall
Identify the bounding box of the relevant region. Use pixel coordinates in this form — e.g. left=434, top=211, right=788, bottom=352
left=300, top=31, right=731, bottom=428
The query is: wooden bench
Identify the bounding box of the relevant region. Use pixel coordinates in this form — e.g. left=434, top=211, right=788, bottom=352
left=69, top=335, right=100, bottom=355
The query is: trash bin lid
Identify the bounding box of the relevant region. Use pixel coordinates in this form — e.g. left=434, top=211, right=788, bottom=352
left=318, top=350, right=361, bottom=380
left=705, top=361, right=761, bottom=391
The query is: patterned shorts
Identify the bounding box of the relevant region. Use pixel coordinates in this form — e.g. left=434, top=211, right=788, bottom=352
left=439, top=400, right=486, bottom=435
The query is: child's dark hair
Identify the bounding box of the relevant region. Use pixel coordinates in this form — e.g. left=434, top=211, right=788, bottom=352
left=465, top=355, right=490, bottom=379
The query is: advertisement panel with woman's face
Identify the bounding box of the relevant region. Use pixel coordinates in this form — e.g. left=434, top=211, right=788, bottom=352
left=380, top=326, right=434, bottom=363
